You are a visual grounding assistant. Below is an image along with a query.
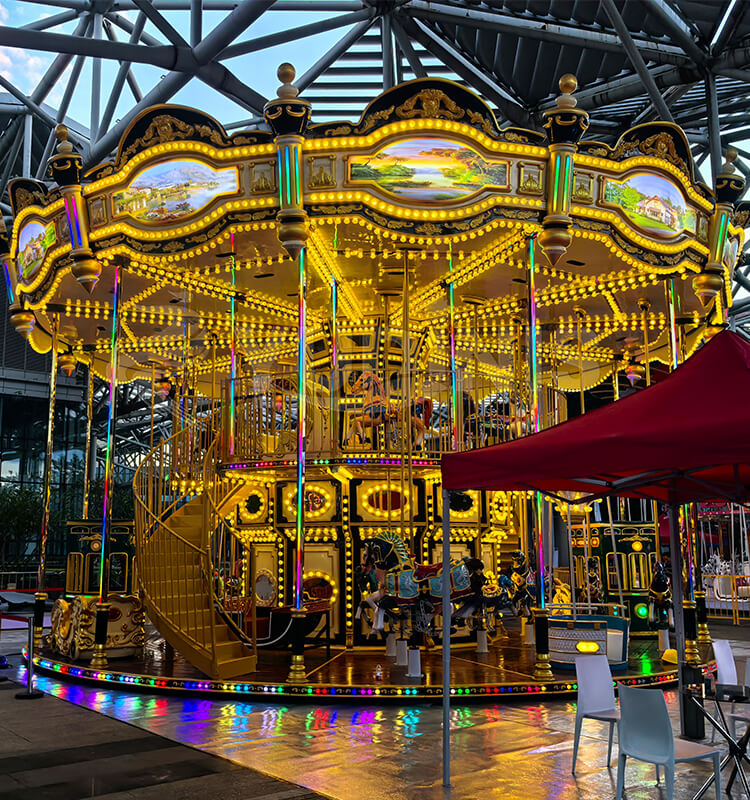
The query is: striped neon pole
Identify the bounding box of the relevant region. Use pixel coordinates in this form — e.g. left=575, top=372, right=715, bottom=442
left=229, top=232, right=236, bottom=456
left=448, top=243, right=458, bottom=450
left=295, top=248, right=307, bottom=611
left=527, top=234, right=544, bottom=608
left=99, top=263, right=121, bottom=603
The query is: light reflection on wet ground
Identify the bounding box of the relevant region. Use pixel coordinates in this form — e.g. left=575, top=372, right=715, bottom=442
left=15, top=662, right=724, bottom=800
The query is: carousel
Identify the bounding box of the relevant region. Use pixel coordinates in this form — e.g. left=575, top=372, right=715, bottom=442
left=3, top=64, right=741, bottom=700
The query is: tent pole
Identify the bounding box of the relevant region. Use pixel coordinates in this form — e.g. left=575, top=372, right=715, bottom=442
left=441, top=488, right=451, bottom=788
left=668, top=501, right=687, bottom=735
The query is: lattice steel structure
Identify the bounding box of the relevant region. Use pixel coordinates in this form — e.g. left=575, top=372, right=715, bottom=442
left=3, top=0, right=750, bottom=447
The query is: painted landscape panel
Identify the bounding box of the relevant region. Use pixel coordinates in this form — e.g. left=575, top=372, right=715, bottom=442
left=17, top=220, right=55, bottom=279
left=603, top=173, right=696, bottom=237
left=113, top=159, right=239, bottom=223
left=349, top=138, right=508, bottom=202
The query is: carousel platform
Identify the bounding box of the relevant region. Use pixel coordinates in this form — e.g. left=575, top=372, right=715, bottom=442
left=30, top=621, right=712, bottom=703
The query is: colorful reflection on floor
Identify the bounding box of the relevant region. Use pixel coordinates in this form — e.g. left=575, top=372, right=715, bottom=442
left=22, top=664, right=719, bottom=800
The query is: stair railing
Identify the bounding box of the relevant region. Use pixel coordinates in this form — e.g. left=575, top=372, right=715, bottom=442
left=202, top=432, right=257, bottom=658
left=133, top=405, right=219, bottom=658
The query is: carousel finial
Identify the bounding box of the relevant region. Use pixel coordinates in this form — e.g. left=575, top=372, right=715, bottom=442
left=276, top=63, right=299, bottom=100
left=721, top=147, right=738, bottom=176
left=556, top=74, right=578, bottom=110
left=55, top=123, right=73, bottom=154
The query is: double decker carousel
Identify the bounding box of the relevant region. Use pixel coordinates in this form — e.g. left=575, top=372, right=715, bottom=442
left=4, top=65, right=742, bottom=701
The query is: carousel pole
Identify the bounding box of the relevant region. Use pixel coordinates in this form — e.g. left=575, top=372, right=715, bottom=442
left=263, top=62, right=312, bottom=685
left=402, top=261, right=415, bottom=550
left=448, top=242, right=459, bottom=451
left=230, top=236, right=238, bottom=457
left=330, top=279, right=337, bottom=456
left=526, top=234, right=552, bottom=679
left=91, top=260, right=122, bottom=668
left=574, top=307, right=585, bottom=414
left=81, top=363, right=94, bottom=520
left=34, top=314, right=59, bottom=648
left=287, top=245, right=307, bottom=684
left=639, top=297, right=651, bottom=387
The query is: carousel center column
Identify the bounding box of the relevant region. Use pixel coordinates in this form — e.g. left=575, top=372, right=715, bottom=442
left=533, top=74, right=589, bottom=680
left=263, top=63, right=312, bottom=685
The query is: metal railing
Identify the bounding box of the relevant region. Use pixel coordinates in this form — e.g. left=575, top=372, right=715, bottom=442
left=133, top=408, right=219, bottom=666
left=703, top=573, right=750, bottom=625
left=223, top=369, right=565, bottom=463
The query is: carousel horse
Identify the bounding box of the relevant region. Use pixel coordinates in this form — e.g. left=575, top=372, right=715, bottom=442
left=356, top=532, right=476, bottom=644
left=507, top=550, right=535, bottom=617
left=578, top=557, right=604, bottom=606
left=648, top=561, right=672, bottom=630
left=451, top=558, right=512, bottom=632
left=344, top=370, right=431, bottom=447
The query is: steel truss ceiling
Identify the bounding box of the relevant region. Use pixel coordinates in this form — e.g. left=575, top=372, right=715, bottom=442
left=3, top=0, right=750, bottom=453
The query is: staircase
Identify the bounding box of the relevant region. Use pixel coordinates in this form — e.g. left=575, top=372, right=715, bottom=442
left=133, top=414, right=257, bottom=680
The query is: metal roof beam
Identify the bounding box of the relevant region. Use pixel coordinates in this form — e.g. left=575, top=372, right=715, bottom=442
left=20, top=10, right=79, bottom=31
left=641, top=0, right=707, bottom=64
left=404, top=16, right=533, bottom=128
left=85, top=0, right=276, bottom=167
left=601, top=0, right=673, bottom=122
left=392, top=17, right=427, bottom=79
left=99, top=14, right=147, bottom=140
left=402, top=0, right=690, bottom=66
left=130, top=0, right=189, bottom=48
left=0, top=24, right=190, bottom=69
left=219, top=9, right=375, bottom=60
left=296, top=17, right=376, bottom=93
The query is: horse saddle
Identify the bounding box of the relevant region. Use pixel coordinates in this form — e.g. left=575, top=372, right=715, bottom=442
left=414, top=562, right=442, bottom=580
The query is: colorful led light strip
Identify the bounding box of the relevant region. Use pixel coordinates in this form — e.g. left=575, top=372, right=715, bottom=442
left=284, top=147, right=292, bottom=206
left=277, top=157, right=283, bottom=207
left=293, top=147, right=301, bottom=205
left=32, top=652, right=689, bottom=699
left=666, top=278, right=679, bottom=371
left=2, top=260, right=13, bottom=303
left=71, top=195, right=83, bottom=248
left=563, top=154, right=572, bottom=211
left=99, top=263, right=121, bottom=602
left=448, top=243, right=458, bottom=450
left=229, top=232, right=236, bottom=456
left=63, top=197, right=76, bottom=246
left=552, top=155, right=561, bottom=213
left=295, top=248, right=307, bottom=611
left=528, top=235, right=545, bottom=608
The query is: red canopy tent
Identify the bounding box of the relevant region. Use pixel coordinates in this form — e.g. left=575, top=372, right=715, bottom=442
left=441, top=330, right=750, bottom=505
left=441, top=329, right=750, bottom=738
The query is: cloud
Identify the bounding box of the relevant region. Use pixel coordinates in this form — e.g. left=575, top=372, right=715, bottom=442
left=0, top=4, right=8, bottom=23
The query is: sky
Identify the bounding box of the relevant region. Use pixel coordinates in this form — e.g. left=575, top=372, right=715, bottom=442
left=1, top=0, right=359, bottom=134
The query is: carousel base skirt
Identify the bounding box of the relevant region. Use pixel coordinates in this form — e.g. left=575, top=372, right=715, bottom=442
left=31, top=625, right=712, bottom=702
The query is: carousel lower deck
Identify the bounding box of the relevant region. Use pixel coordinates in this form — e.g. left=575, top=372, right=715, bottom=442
left=32, top=618, right=709, bottom=702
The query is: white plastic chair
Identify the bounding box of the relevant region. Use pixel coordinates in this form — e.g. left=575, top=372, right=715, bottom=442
left=711, top=639, right=749, bottom=740
left=572, top=654, right=619, bottom=774
left=615, top=685, right=722, bottom=800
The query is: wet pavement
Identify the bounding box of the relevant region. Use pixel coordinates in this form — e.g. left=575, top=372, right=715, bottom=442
left=3, top=623, right=747, bottom=799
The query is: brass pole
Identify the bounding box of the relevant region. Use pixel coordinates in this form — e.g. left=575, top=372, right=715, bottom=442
left=639, top=298, right=651, bottom=387
left=402, top=263, right=415, bottom=551
left=82, top=364, right=94, bottom=520
left=35, top=313, right=59, bottom=648
left=575, top=307, right=585, bottom=414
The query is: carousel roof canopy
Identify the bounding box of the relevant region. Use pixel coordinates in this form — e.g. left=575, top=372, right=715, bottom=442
left=441, top=329, right=750, bottom=504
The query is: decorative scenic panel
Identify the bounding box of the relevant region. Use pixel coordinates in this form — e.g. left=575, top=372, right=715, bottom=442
left=349, top=138, right=509, bottom=202
left=602, top=173, right=696, bottom=237
left=17, top=220, right=55, bottom=279
left=113, top=159, right=239, bottom=223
